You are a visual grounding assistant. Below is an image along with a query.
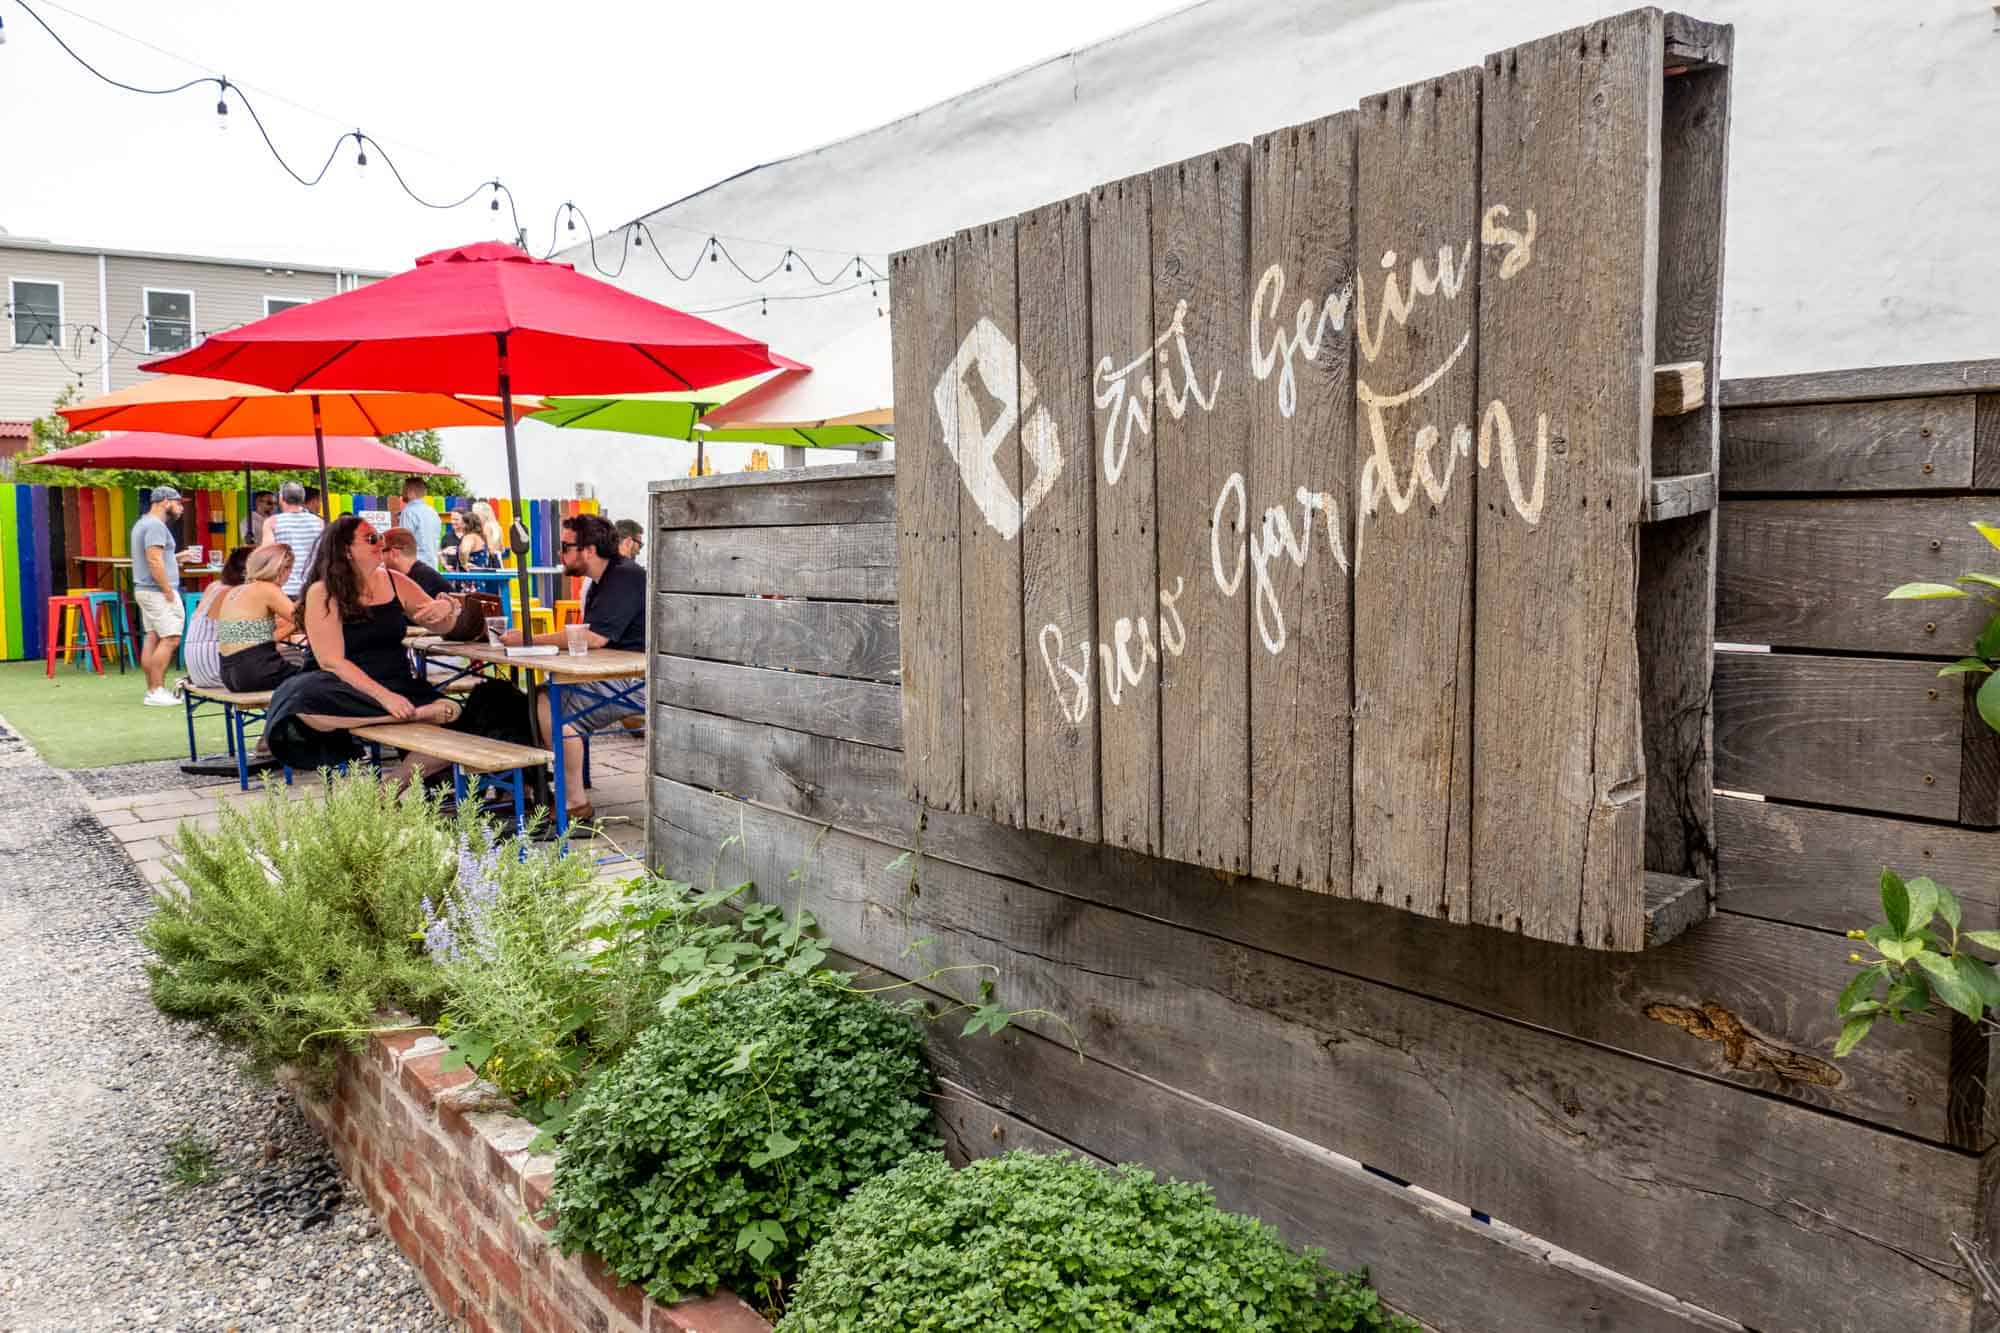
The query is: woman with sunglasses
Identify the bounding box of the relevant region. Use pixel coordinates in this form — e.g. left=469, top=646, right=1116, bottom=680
left=262, top=515, right=468, bottom=774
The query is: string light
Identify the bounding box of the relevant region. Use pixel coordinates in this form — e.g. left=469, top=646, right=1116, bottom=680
left=12, top=0, right=893, bottom=294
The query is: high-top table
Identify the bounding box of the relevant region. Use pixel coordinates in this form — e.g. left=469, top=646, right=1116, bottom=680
left=410, top=639, right=644, bottom=842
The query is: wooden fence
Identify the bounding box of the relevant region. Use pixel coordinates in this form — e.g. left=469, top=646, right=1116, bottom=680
left=645, top=358, right=2000, bottom=1332
left=0, top=484, right=597, bottom=662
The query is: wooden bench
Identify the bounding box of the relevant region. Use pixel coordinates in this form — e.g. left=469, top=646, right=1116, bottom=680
left=183, top=673, right=480, bottom=791
left=181, top=685, right=290, bottom=790
left=352, top=723, right=553, bottom=836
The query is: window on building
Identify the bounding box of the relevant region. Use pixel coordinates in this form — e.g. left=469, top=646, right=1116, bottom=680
left=265, top=296, right=308, bottom=317
left=144, top=288, right=194, bottom=353
left=9, top=279, right=61, bottom=347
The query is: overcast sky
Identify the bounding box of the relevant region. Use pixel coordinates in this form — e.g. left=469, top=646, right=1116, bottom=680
left=1, top=0, right=1185, bottom=273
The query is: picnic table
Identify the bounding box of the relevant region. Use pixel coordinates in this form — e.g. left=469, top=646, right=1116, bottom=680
left=411, top=639, right=644, bottom=841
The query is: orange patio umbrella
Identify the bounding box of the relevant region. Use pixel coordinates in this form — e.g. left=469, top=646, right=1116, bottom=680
left=58, top=375, right=537, bottom=505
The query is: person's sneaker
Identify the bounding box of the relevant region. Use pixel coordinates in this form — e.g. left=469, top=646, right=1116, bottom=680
left=142, top=688, right=179, bottom=707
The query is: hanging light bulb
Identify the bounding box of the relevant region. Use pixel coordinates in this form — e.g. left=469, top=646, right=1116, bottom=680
left=632, top=229, right=644, bottom=248
left=565, top=205, right=576, bottom=233
left=760, top=297, right=768, bottom=316
left=354, top=132, right=367, bottom=172
left=784, top=251, right=793, bottom=273
left=215, top=79, right=230, bottom=130
left=489, top=182, right=500, bottom=212
left=708, top=239, right=719, bottom=263
left=854, top=259, right=863, bottom=279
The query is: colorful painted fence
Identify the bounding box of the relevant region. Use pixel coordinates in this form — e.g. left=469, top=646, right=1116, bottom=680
left=0, top=484, right=602, bottom=662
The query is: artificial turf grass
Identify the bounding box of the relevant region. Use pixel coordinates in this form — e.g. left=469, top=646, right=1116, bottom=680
left=0, top=658, right=234, bottom=769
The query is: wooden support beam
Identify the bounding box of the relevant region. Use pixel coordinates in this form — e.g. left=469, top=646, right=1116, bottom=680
left=1645, top=472, right=1715, bottom=522
left=1642, top=871, right=1710, bottom=947
left=1654, top=360, right=1707, bottom=415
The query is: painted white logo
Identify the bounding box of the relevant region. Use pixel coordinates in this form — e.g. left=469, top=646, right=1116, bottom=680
left=934, top=317, right=1062, bottom=541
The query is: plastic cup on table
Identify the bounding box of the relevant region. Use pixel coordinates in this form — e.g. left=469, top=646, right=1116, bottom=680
left=565, top=624, right=589, bottom=657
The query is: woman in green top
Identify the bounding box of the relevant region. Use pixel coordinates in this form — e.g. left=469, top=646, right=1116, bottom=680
left=212, top=544, right=303, bottom=693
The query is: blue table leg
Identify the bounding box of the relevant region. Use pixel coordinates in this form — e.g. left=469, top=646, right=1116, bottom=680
left=548, top=680, right=569, bottom=843
left=511, top=770, right=525, bottom=838
left=233, top=707, right=251, bottom=791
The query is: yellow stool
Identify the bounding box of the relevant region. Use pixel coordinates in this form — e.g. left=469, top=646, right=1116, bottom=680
left=527, top=606, right=555, bottom=637
left=555, top=599, right=582, bottom=629
left=61, top=588, right=123, bottom=666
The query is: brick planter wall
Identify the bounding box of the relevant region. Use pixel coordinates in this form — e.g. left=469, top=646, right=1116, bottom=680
left=287, top=1026, right=772, bottom=1333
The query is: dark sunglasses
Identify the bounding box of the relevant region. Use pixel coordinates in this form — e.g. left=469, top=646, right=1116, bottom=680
left=559, top=541, right=579, bottom=552
left=359, top=532, right=380, bottom=546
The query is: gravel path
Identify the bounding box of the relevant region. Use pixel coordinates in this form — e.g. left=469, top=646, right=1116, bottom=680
left=0, top=713, right=449, bottom=1332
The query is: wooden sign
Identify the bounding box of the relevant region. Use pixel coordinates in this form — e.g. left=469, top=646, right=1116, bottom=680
left=891, top=7, right=1730, bottom=951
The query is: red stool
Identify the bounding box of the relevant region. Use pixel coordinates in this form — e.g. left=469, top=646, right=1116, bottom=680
left=45, top=595, right=106, bottom=677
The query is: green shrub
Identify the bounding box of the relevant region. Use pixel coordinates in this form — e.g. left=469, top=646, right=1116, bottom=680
left=549, top=972, right=936, bottom=1308
left=433, top=866, right=832, bottom=1127
left=140, top=772, right=460, bottom=1088
left=779, top=1151, right=1418, bottom=1333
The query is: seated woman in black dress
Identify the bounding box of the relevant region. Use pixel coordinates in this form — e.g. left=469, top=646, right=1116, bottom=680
left=264, top=515, right=466, bottom=774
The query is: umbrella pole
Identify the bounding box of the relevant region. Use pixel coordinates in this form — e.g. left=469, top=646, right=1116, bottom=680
left=311, top=393, right=332, bottom=521
left=243, top=467, right=252, bottom=544
left=496, top=333, right=536, bottom=641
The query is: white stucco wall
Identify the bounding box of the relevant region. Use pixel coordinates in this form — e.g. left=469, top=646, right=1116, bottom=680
left=442, top=0, right=2000, bottom=501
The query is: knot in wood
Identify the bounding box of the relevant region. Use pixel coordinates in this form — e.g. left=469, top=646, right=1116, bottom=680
left=1642, top=1001, right=1843, bottom=1087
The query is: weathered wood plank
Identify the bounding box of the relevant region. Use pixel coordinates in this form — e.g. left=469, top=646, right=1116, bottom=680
left=653, top=786, right=1982, bottom=1333
left=1088, top=172, right=1163, bottom=858
left=654, top=592, right=900, bottom=683
left=1975, top=394, right=2000, bottom=490
left=1642, top=871, right=1710, bottom=946
left=890, top=240, right=963, bottom=808
left=1644, top=472, right=1715, bottom=521
left=1246, top=112, right=1356, bottom=893
left=1962, top=675, right=2000, bottom=827
left=1664, top=12, right=1731, bottom=69
left=925, top=1021, right=1740, bottom=1333
left=1714, top=795, right=2000, bottom=934
left=1017, top=195, right=1099, bottom=842
left=652, top=462, right=897, bottom=529
left=1713, top=651, right=1962, bottom=820
left=1720, top=397, right=1977, bottom=493
left=1654, top=361, right=1706, bottom=415
left=1476, top=13, right=1658, bottom=950
left=1722, top=359, right=2000, bottom=409
left=737, top=923, right=1737, bottom=1333
left=649, top=725, right=1956, bottom=1144
left=1351, top=70, right=1479, bottom=922
left=1151, top=144, right=1251, bottom=874
left=1716, top=497, right=2000, bottom=654
left=951, top=220, right=1026, bottom=827
left=933, top=1078, right=1099, bottom=1167
left=651, top=653, right=901, bottom=749
left=1641, top=41, right=1729, bottom=899
left=652, top=523, right=895, bottom=600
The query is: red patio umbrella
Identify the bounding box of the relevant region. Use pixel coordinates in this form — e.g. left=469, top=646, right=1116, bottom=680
left=28, top=431, right=454, bottom=475
left=145, top=240, right=783, bottom=621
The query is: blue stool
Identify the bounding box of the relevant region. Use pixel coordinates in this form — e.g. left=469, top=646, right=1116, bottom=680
left=175, top=590, right=203, bottom=668
left=84, top=591, right=132, bottom=674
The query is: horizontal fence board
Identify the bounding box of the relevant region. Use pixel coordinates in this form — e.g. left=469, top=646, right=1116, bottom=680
left=1717, top=497, right=2000, bottom=653
left=650, top=782, right=1979, bottom=1333
left=651, top=654, right=902, bottom=749
left=1722, top=360, right=2000, bottom=409
left=1719, top=397, right=1976, bottom=493
left=1714, top=651, right=1962, bottom=819
left=727, top=906, right=1736, bottom=1333
left=1716, top=796, right=2000, bottom=934
left=648, top=709, right=1953, bottom=1142
left=654, top=592, right=900, bottom=682
left=651, top=463, right=898, bottom=529
left=654, top=524, right=897, bottom=600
